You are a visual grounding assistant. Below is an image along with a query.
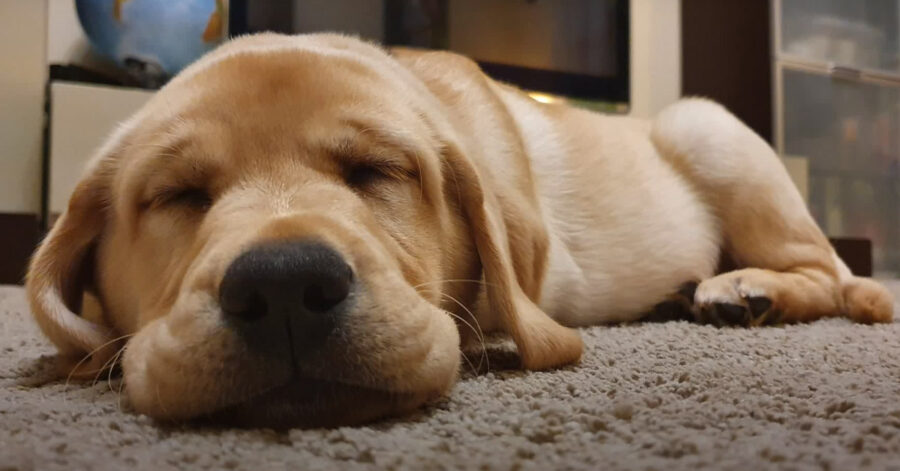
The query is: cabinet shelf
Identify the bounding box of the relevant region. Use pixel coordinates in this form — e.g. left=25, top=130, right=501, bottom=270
left=773, top=0, right=900, bottom=276
left=777, top=55, right=900, bottom=87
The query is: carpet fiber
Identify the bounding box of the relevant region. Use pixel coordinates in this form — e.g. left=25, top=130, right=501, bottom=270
left=2, top=283, right=900, bottom=470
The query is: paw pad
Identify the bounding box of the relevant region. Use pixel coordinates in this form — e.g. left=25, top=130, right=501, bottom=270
left=644, top=281, right=698, bottom=322
left=697, top=296, right=781, bottom=327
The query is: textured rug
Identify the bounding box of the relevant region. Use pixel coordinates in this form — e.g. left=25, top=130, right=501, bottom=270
left=2, top=283, right=900, bottom=471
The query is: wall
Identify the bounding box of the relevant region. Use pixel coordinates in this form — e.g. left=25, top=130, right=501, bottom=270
left=0, top=0, right=47, bottom=215
left=47, top=0, right=90, bottom=65
left=629, top=0, right=682, bottom=118
left=47, top=0, right=123, bottom=78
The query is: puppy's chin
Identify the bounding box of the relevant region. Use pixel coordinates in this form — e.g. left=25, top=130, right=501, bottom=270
left=201, top=377, right=439, bottom=429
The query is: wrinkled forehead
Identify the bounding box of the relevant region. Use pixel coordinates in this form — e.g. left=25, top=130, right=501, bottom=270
left=104, top=42, right=448, bottom=207
left=161, top=47, right=418, bottom=140
left=114, top=44, right=440, bottom=170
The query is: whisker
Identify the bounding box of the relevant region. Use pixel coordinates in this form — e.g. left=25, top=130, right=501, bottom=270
left=89, top=335, right=134, bottom=388
left=105, top=362, right=122, bottom=400
left=416, top=288, right=489, bottom=373
left=436, top=292, right=490, bottom=373
left=104, top=343, right=130, bottom=394
left=415, top=288, right=484, bottom=341
left=437, top=293, right=486, bottom=344
left=412, top=284, right=487, bottom=338
left=443, top=147, right=465, bottom=216
left=61, top=334, right=131, bottom=409
left=412, top=152, right=425, bottom=202
left=90, top=347, right=118, bottom=387
left=155, top=384, right=170, bottom=418
left=117, top=356, right=129, bottom=413
left=63, top=333, right=134, bottom=398
left=412, top=278, right=496, bottom=290
left=115, top=142, right=181, bottom=154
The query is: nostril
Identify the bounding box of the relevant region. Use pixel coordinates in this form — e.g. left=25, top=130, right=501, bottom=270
left=303, top=279, right=350, bottom=313
left=220, top=288, right=269, bottom=322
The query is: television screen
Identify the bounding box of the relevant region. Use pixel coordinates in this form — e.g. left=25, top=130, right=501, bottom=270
left=230, top=0, right=630, bottom=107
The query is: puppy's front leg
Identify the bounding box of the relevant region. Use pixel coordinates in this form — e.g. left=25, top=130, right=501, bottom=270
left=651, top=98, right=893, bottom=326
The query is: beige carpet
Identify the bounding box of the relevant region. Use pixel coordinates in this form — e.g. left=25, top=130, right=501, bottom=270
left=2, top=283, right=900, bottom=471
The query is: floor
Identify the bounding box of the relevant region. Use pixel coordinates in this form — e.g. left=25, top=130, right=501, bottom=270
left=2, top=282, right=899, bottom=471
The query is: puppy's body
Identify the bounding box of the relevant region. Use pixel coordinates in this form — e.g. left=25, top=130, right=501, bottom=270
left=493, top=87, right=719, bottom=325
left=395, top=49, right=890, bottom=330
left=26, top=34, right=894, bottom=427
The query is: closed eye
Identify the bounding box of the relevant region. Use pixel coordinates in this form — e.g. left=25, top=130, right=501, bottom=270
left=345, top=163, right=416, bottom=189
left=346, top=165, right=386, bottom=187
left=153, top=187, right=213, bottom=212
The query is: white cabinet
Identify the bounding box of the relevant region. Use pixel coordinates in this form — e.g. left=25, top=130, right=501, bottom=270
left=48, top=82, right=153, bottom=216
left=774, top=0, right=900, bottom=277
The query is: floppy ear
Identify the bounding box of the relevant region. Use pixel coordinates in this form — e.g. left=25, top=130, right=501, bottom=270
left=25, top=159, right=119, bottom=378
left=442, top=144, right=583, bottom=370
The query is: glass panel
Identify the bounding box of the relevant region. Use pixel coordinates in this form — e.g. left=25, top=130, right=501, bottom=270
left=782, top=68, right=900, bottom=276
left=780, top=0, right=900, bottom=73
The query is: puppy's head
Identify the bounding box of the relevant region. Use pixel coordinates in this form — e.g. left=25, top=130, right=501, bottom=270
left=26, top=33, right=581, bottom=427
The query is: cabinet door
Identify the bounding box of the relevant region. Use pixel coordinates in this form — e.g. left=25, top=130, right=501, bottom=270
left=49, top=82, right=153, bottom=218
left=779, top=0, right=900, bottom=74
left=781, top=67, right=900, bottom=276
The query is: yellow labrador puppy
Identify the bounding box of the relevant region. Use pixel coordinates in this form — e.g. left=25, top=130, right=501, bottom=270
left=26, top=33, right=894, bottom=427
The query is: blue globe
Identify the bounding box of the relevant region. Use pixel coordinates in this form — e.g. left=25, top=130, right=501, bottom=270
left=75, top=0, right=227, bottom=87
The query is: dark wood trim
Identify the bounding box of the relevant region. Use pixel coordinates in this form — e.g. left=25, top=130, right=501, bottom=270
left=681, top=0, right=773, bottom=143
left=830, top=238, right=872, bottom=277
left=715, top=238, right=871, bottom=277
left=0, top=213, right=40, bottom=285
left=41, top=75, right=52, bottom=231
left=477, top=60, right=629, bottom=103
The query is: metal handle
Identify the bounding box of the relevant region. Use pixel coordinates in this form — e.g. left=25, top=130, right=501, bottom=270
left=829, top=65, right=863, bottom=82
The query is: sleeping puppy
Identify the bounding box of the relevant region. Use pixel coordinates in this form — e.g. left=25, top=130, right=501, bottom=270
left=26, top=33, right=895, bottom=427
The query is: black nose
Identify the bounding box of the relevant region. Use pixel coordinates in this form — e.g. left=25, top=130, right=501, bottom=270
left=219, top=241, right=353, bottom=347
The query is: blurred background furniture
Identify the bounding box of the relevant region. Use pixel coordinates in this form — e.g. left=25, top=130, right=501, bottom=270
left=775, top=0, right=900, bottom=278
left=232, top=0, right=631, bottom=110
left=683, top=0, right=899, bottom=278
left=46, top=82, right=153, bottom=223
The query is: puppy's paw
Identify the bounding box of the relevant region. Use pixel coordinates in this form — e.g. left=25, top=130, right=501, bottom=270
left=694, top=272, right=781, bottom=327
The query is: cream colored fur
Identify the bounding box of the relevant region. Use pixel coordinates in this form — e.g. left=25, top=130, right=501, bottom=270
left=24, top=33, right=894, bottom=427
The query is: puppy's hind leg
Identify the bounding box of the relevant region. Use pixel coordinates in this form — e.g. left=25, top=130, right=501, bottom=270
left=651, top=98, right=893, bottom=326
